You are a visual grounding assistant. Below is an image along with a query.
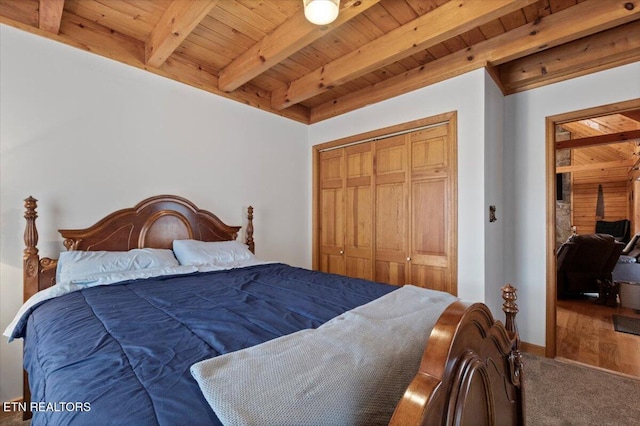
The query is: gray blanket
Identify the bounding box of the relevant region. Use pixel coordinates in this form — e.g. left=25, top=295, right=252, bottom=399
left=191, top=285, right=457, bottom=426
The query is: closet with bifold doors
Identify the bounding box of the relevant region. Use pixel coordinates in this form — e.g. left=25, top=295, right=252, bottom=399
left=314, top=113, right=458, bottom=295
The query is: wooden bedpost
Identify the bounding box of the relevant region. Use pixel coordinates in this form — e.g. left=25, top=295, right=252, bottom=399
left=24, top=197, right=40, bottom=303
left=22, top=196, right=38, bottom=421
left=246, top=206, right=255, bottom=254
left=502, top=283, right=524, bottom=394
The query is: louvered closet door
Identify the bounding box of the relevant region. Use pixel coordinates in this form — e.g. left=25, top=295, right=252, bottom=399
left=319, top=150, right=345, bottom=275
left=345, top=143, right=374, bottom=280
left=408, top=123, right=456, bottom=293
left=374, top=135, right=409, bottom=286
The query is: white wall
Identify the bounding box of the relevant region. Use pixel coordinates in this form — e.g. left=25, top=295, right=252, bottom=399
left=503, top=62, right=640, bottom=346
left=0, top=25, right=309, bottom=401
left=483, top=72, right=506, bottom=316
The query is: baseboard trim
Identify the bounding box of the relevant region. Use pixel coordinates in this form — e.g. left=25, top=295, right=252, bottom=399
left=521, top=341, right=545, bottom=356
left=554, top=356, right=640, bottom=380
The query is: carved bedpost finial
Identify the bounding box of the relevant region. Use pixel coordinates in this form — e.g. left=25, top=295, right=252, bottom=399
left=502, top=283, right=523, bottom=389
left=24, top=196, right=39, bottom=258
left=501, top=283, right=518, bottom=337
left=246, top=206, right=255, bottom=254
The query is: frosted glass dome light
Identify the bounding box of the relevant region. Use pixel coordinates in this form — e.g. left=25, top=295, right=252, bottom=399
left=304, top=0, right=340, bottom=25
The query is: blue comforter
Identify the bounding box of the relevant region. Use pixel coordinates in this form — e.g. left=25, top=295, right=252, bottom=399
left=18, top=263, right=396, bottom=425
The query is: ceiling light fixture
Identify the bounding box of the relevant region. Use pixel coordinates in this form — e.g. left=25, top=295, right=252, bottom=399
left=303, top=0, right=340, bottom=25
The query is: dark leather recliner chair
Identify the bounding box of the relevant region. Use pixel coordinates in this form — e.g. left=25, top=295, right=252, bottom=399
left=557, top=233, right=624, bottom=298
left=595, top=219, right=631, bottom=244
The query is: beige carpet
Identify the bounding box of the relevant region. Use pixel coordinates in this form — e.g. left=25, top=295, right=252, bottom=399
left=2, top=353, right=638, bottom=425
left=524, top=353, right=640, bottom=425
left=0, top=412, right=28, bottom=426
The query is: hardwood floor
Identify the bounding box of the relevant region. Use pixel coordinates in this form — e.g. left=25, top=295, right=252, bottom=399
left=557, top=295, right=640, bottom=377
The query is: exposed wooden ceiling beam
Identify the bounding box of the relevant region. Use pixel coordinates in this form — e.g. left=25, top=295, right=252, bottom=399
left=560, top=120, right=635, bottom=139
left=499, top=21, right=640, bottom=93
left=555, top=130, right=640, bottom=150
left=556, top=159, right=636, bottom=174
left=310, top=0, right=640, bottom=123
left=38, top=0, right=64, bottom=34
left=621, top=109, right=640, bottom=123
left=145, top=0, right=218, bottom=68
left=271, top=0, right=537, bottom=110
left=218, top=0, right=381, bottom=93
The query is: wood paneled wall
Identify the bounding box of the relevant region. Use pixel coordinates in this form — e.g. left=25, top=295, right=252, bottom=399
left=572, top=179, right=628, bottom=235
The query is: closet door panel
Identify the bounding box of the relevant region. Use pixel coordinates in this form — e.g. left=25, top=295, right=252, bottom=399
left=375, top=137, right=406, bottom=176
left=321, top=253, right=345, bottom=275
left=412, top=179, right=447, bottom=256
left=319, top=150, right=345, bottom=275
left=410, top=265, right=447, bottom=292
left=375, top=261, right=406, bottom=286
left=375, top=183, right=406, bottom=256
left=320, top=188, right=345, bottom=274
left=411, top=125, right=448, bottom=173
left=346, top=143, right=372, bottom=179
left=346, top=258, right=372, bottom=280
left=374, top=136, right=408, bottom=286
left=345, top=186, right=372, bottom=251
left=409, top=123, right=456, bottom=293
left=410, top=178, right=450, bottom=290
left=345, top=144, right=373, bottom=280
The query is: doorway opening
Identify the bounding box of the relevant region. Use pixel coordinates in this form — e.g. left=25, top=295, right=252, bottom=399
left=546, top=99, right=640, bottom=377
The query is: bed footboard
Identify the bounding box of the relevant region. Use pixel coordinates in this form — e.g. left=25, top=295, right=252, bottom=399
left=390, top=284, right=524, bottom=425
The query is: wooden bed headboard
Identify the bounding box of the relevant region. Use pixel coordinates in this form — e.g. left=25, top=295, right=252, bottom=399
left=23, top=195, right=254, bottom=301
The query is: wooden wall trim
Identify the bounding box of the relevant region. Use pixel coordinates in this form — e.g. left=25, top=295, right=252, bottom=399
left=312, top=148, right=320, bottom=271
left=449, top=112, right=459, bottom=296
left=521, top=341, right=545, bottom=357
left=313, top=112, right=456, bottom=152
left=552, top=99, right=640, bottom=125
left=546, top=116, right=557, bottom=358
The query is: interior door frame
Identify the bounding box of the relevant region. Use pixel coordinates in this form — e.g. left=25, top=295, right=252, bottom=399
left=545, top=98, right=640, bottom=357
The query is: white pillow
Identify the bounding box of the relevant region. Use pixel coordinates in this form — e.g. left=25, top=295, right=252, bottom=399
left=56, top=248, right=179, bottom=284
left=172, top=240, right=255, bottom=266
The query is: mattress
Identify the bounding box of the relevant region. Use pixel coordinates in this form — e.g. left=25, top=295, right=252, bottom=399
left=16, top=263, right=396, bottom=425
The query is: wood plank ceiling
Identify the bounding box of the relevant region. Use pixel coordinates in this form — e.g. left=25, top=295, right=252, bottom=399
left=556, top=109, right=640, bottom=184
left=1, top=0, right=639, bottom=124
